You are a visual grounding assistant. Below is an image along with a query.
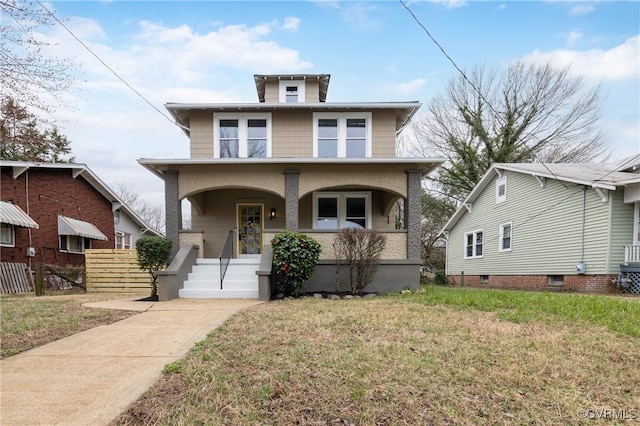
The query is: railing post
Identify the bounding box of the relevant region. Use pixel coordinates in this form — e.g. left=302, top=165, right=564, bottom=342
left=34, top=262, right=45, bottom=296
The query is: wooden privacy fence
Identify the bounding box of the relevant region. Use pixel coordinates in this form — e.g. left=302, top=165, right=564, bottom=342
left=0, top=262, right=33, bottom=294
left=85, top=249, right=151, bottom=293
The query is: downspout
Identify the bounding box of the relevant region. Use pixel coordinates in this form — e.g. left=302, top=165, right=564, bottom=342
left=576, top=186, right=587, bottom=275
left=26, top=169, right=32, bottom=270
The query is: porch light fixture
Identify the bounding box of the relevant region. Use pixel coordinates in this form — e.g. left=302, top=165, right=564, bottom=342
left=270, top=208, right=276, bottom=220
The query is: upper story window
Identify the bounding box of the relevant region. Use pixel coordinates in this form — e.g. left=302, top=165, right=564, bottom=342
left=1, top=223, right=15, bottom=247
left=214, top=113, right=272, bottom=158
left=313, top=112, right=372, bottom=158
left=496, top=176, right=507, bottom=204
left=279, top=81, right=305, bottom=103
left=464, top=229, right=483, bottom=259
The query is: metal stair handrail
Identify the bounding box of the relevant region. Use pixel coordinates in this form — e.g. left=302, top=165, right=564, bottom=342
left=219, top=229, right=234, bottom=289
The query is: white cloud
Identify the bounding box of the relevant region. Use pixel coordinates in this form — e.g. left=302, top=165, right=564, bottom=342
left=522, top=35, right=640, bottom=81
left=569, top=3, right=595, bottom=16
left=283, top=17, right=301, bottom=32
left=428, top=0, right=468, bottom=9
left=389, top=78, right=427, bottom=97
left=313, top=1, right=381, bottom=30
left=496, top=4, right=506, bottom=11
left=566, top=30, right=582, bottom=46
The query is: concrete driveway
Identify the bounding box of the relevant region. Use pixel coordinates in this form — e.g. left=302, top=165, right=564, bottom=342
left=0, top=297, right=263, bottom=426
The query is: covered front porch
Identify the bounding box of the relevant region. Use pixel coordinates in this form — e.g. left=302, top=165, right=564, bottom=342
left=140, top=158, right=439, bottom=298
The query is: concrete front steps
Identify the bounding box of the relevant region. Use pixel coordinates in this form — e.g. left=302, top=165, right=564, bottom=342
left=179, top=257, right=260, bottom=299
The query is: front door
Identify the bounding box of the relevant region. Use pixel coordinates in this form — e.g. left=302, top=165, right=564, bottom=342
left=237, top=204, right=263, bottom=256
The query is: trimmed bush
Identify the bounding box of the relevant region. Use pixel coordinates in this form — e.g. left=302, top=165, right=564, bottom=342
left=271, top=231, right=321, bottom=296
left=136, top=236, right=172, bottom=297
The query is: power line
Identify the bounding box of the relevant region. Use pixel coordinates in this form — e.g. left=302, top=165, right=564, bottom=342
left=398, top=0, right=568, bottom=188
left=35, top=1, right=178, bottom=129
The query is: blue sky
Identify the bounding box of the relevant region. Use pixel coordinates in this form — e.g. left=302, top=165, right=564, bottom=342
left=36, top=0, right=639, bottom=208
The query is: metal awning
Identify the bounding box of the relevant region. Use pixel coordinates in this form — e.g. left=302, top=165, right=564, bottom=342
left=57, top=215, right=108, bottom=241
left=0, top=201, right=39, bottom=229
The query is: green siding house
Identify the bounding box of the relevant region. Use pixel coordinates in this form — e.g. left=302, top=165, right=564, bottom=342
left=441, top=156, right=640, bottom=294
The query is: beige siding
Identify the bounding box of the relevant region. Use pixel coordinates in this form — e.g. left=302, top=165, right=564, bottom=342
left=371, top=110, right=397, bottom=157
left=305, top=80, right=320, bottom=102
left=264, top=80, right=279, bottom=103
left=607, top=190, right=634, bottom=272
left=447, top=171, right=618, bottom=276
left=189, top=111, right=213, bottom=158
left=298, top=164, right=406, bottom=198
left=186, top=108, right=399, bottom=160
left=263, top=231, right=407, bottom=260
left=271, top=110, right=313, bottom=157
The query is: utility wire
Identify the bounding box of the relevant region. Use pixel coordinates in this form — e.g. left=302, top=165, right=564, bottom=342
left=399, top=0, right=569, bottom=188
left=36, top=1, right=178, bottom=129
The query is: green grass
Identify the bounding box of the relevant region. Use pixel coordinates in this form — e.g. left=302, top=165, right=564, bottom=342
left=114, top=288, right=640, bottom=426
left=398, top=285, right=640, bottom=337
left=0, top=293, right=138, bottom=358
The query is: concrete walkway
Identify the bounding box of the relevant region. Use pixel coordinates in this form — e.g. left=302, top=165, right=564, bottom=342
left=0, top=297, right=263, bottom=426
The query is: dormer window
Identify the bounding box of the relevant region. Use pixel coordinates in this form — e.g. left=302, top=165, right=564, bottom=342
left=286, top=86, right=298, bottom=103
left=279, top=81, right=305, bottom=103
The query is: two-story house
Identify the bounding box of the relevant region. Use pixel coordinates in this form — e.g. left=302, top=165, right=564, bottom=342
left=139, top=74, right=443, bottom=298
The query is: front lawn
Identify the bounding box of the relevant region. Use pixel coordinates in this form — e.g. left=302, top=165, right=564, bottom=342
left=0, top=292, right=139, bottom=358
left=113, top=286, right=640, bottom=425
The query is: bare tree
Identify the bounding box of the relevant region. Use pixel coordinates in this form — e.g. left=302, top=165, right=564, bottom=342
left=407, top=61, right=608, bottom=202
left=333, top=229, right=386, bottom=295
left=114, top=183, right=165, bottom=234
left=1, top=0, right=77, bottom=113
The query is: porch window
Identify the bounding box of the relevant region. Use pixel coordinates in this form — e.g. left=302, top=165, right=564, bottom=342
left=214, top=113, right=271, bottom=158
left=313, top=112, right=371, bottom=158
left=464, top=229, right=483, bottom=258
left=313, top=192, right=371, bottom=230
left=1, top=223, right=15, bottom=247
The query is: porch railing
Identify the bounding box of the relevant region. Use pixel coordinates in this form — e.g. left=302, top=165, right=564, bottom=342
left=625, top=245, right=640, bottom=264
left=220, top=229, right=234, bottom=289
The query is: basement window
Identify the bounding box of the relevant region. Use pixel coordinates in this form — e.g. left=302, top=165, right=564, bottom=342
left=547, top=275, right=564, bottom=286
left=480, top=275, right=489, bottom=284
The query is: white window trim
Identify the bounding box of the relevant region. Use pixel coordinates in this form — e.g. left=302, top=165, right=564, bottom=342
left=312, top=112, right=372, bottom=158
left=115, top=231, right=132, bottom=249
left=0, top=223, right=15, bottom=247
left=634, top=202, right=639, bottom=245
left=312, top=191, right=372, bottom=230
left=213, top=113, right=272, bottom=158
left=496, top=176, right=507, bottom=204
left=59, top=235, right=90, bottom=254
left=464, top=229, right=484, bottom=259
left=279, top=80, right=305, bottom=103
left=499, top=222, right=512, bottom=252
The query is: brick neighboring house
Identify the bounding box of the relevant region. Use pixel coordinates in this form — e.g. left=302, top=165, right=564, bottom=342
left=1, top=161, right=161, bottom=268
